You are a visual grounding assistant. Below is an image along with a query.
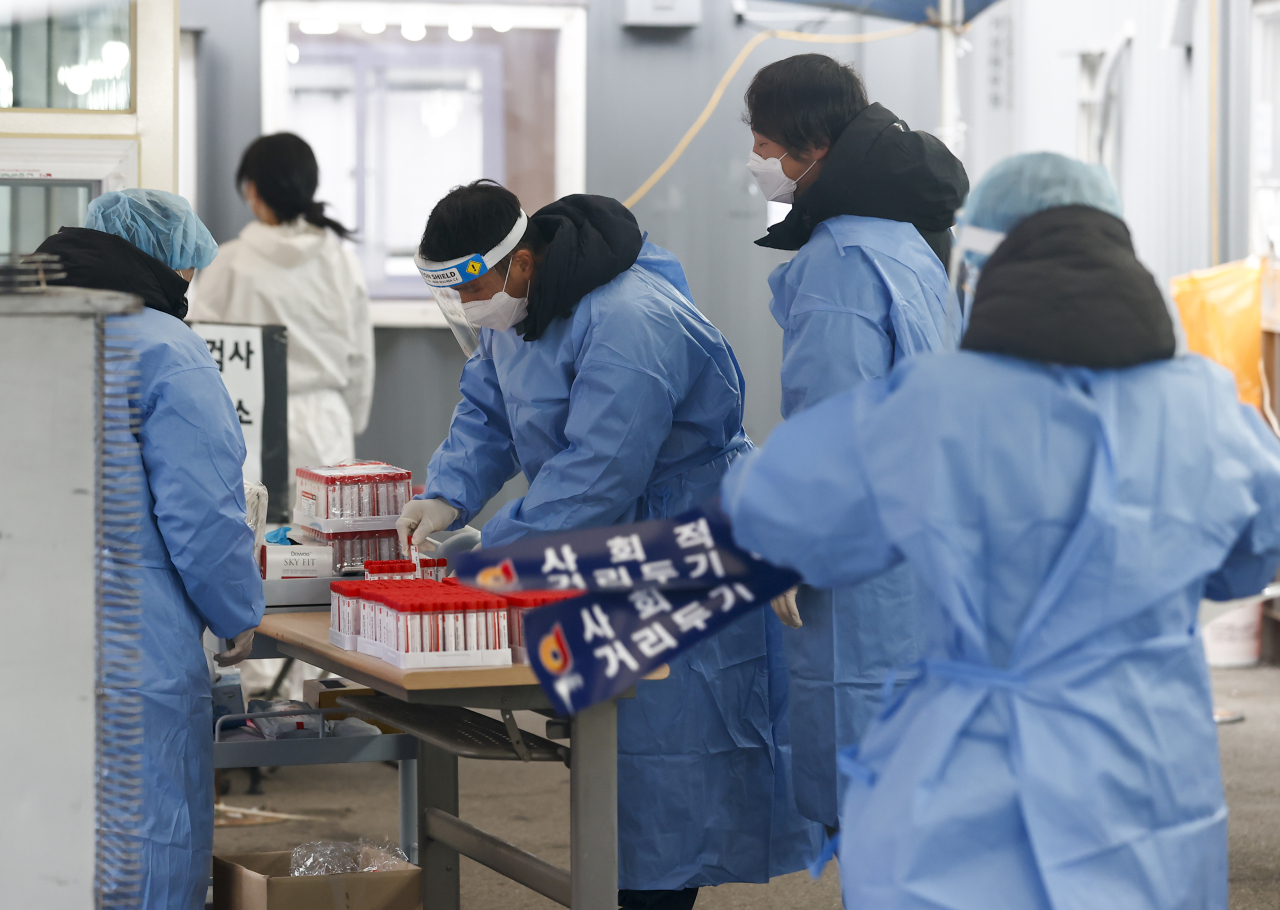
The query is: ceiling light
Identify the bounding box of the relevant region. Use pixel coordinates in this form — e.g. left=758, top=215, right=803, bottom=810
left=100, top=40, right=130, bottom=74
left=298, top=19, right=339, bottom=35
left=401, top=21, right=427, bottom=41
left=448, top=18, right=473, bottom=42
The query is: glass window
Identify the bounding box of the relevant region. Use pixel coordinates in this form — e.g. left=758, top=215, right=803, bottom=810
left=0, top=1, right=132, bottom=111
left=279, top=17, right=558, bottom=299
left=0, top=180, right=97, bottom=254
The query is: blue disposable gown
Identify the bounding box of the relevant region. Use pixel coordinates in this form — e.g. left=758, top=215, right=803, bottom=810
left=722, top=351, right=1280, bottom=910
left=424, top=241, right=822, bottom=889
left=768, top=214, right=953, bottom=826
left=107, top=307, right=265, bottom=910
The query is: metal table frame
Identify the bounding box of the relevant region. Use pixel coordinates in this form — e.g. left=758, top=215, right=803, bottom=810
left=242, top=613, right=621, bottom=909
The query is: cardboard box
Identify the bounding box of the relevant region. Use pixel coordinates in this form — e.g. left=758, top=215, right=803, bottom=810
left=213, top=851, right=420, bottom=910
left=302, top=677, right=400, bottom=734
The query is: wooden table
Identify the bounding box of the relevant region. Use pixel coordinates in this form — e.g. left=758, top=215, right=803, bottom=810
left=253, top=611, right=666, bottom=909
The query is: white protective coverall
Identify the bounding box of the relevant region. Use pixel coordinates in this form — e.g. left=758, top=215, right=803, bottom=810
left=192, top=217, right=375, bottom=477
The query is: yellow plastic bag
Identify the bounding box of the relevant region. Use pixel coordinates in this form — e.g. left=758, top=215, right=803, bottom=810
left=1171, top=258, right=1263, bottom=409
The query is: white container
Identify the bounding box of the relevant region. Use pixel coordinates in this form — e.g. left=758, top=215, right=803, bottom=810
left=379, top=645, right=512, bottom=669
left=262, top=545, right=334, bottom=579
left=328, top=628, right=360, bottom=651
left=293, top=509, right=400, bottom=534
left=1201, top=597, right=1266, bottom=668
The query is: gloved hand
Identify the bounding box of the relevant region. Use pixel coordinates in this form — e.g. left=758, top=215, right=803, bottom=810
left=397, top=498, right=460, bottom=558
left=215, top=629, right=255, bottom=666
left=771, top=587, right=802, bottom=628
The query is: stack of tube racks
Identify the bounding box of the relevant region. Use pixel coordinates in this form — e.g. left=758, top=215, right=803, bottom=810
left=292, top=462, right=411, bottom=574
left=329, top=578, right=582, bottom=670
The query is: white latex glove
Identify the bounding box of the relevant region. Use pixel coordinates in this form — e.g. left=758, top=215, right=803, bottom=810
left=215, top=629, right=255, bottom=667
left=771, top=587, right=802, bottom=628
left=397, top=498, right=460, bottom=558
left=243, top=480, right=268, bottom=568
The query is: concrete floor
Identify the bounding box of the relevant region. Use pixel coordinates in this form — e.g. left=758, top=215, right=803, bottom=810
left=214, top=668, right=1280, bottom=909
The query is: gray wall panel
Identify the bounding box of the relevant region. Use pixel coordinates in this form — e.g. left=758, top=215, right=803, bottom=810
left=181, top=0, right=261, bottom=244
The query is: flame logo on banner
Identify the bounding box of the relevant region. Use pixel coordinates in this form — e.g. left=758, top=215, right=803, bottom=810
left=538, top=624, right=573, bottom=676
left=476, top=559, right=517, bottom=590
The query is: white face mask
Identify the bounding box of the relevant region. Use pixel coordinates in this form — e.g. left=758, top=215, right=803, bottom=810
left=747, top=152, right=816, bottom=204
left=462, top=260, right=529, bottom=331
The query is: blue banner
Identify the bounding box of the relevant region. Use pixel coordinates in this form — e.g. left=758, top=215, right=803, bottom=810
left=453, top=504, right=799, bottom=712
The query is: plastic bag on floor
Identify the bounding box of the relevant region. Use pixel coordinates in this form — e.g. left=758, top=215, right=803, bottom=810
left=290, top=837, right=410, bottom=876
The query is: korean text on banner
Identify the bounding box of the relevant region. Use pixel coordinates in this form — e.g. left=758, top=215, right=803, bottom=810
left=453, top=505, right=799, bottom=713
left=190, top=323, right=264, bottom=483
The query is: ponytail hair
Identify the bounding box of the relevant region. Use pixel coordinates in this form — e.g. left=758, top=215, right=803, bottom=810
left=235, top=132, right=354, bottom=239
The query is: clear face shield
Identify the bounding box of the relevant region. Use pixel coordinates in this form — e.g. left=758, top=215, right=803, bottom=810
left=414, top=210, right=530, bottom=358
left=429, top=285, right=480, bottom=357
left=946, top=223, right=1007, bottom=344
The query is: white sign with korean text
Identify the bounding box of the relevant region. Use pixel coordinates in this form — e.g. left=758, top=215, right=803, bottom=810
left=190, top=323, right=264, bottom=484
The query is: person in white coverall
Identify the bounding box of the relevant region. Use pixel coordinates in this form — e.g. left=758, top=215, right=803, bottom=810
left=192, top=132, right=375, bottom=480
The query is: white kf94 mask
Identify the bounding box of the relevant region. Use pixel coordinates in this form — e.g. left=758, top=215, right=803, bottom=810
left=462, top=259, right=529, bottom=331
left=747, top=152, right=816, bottom=204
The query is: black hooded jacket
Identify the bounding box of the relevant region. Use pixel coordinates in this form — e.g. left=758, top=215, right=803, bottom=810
left=520, top=195, right=644, bottom=342
left=36, top=226, right=192, bottom=320
left=961, top=205, right=1176, bottom=369
left=756, top=103, right=969, bottom=266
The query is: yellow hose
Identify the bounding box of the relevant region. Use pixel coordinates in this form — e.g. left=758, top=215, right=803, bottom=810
left=623, top=23, right=923, bottom=209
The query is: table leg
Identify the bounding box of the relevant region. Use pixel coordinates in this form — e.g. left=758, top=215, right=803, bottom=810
left=418, top=742, right=459, bottom=910
left=570, top=699, right=618, bottom=909
left=399, top=758, right=418, bottom=864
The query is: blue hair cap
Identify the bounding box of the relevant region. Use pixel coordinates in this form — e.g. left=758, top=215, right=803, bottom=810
left=960, top=152, right=1123, bottom=235
left=85, top=188, right=218, bottom=270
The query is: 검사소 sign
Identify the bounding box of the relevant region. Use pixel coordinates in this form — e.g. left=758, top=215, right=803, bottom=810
left=452, top=504, right=799, bottom=713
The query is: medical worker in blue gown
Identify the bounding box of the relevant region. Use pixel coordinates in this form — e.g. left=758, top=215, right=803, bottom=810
left=742, top=54, right=968, bottom=828
left=721, top=153, right=1280, bottom=910
left=397, top=181, right=821, bottom=909
left=38, top=190, right=264, bottom=910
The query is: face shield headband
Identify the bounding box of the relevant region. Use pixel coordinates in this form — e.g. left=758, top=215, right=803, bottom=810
left=947, top=223, right=1007, bottom=341
left=414, top=211, right=530, bottom=289
left=414, top=211, right=529, bottom=356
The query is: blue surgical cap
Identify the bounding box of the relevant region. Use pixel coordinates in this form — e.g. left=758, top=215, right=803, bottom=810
left=85, top=188, right=218, bottom=270
left=960, top=152, right=1123, bottom=235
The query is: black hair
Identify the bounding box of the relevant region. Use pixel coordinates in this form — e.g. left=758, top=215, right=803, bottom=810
left=235, top=132, right=353, bottom=239
left=418, top=179, right=546, bottom=266
left=744, top=54, right=870, bottom=154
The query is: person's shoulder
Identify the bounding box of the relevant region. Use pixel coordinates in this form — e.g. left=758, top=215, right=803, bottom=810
left=113, top=308, right=219, bottom=379
left=785, top=216, right=912, bottom=278
left=582, top=260, right=690, bottom=330
left=814, top=215, right=943, bottom=274
left=883, top=350, right=1050, bottom=408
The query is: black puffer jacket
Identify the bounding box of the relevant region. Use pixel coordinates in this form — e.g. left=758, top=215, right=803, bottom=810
left=961, top=205, right=1176, bottom=368
left=756, top=103, right=968, bottom=266
left=520, top=195, right=644, bottom=342
left=37, top=226, right=191, bottom=319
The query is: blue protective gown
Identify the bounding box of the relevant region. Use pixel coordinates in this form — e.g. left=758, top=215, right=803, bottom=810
left=424, top=241, right=822, bottom=889
left=722, top=351, right=1280, bottom=910
left=767, top=214, right=953, bottom=826
left=107, top=307, right=265, bottom=910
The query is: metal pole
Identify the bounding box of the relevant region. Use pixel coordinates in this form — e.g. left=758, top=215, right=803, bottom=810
left=399, top=758, right=418, bottom=865
left=418, top=742, right=460, bottom=910
left=937, top=0, right=964, bottom=152
left=570, top=700, right=618, bottom=909
left=424, top=808, right=572, bottom=907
